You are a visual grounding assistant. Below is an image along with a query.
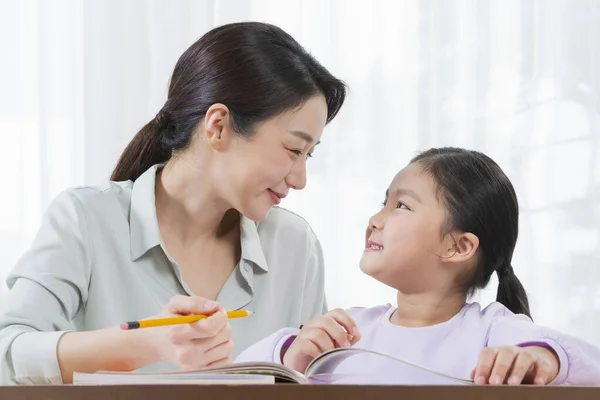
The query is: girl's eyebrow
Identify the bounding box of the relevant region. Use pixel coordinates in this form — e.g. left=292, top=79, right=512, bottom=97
left=385, top=188, right=422, bottom=203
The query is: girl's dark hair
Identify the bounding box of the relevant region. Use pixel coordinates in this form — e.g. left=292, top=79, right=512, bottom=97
left=111, top=22, right=346, bottom=182
left=411, top=147, right=531, bottom=319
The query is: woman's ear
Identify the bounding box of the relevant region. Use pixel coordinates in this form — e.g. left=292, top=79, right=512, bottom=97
left=440, top=232, right=479, bottom=264
left=203, top=103, right=233, bottom=151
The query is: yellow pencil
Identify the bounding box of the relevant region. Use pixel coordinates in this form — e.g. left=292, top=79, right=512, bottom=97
left=120, top=310, right=253, bottom=330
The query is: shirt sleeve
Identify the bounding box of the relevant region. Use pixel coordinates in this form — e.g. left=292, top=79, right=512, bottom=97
left=300, top=236, right=328, bottom=323
left=0, top=190, right=92, bottom=384
left=234, top=328, right=300, bottom=364
left=487, top=313, right=600, bottom=385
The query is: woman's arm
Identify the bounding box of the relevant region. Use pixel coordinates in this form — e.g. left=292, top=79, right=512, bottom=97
left=8, top=326, right=155, bottom=384
left=57, top=328, right=155, bottom=383
left=1, top=191, right=233, bottom=384
left=1, top=191, right=93, bottom=384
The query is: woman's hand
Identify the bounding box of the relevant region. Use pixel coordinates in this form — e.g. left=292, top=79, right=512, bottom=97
left=471, top=345, right=560, bottom=385
left=282, top=309, right=360, bottom=373
left=145, top=295, right=234, bottom=370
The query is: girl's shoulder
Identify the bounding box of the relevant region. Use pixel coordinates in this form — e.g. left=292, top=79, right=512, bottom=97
left=344, top=304, right=395, bottom=324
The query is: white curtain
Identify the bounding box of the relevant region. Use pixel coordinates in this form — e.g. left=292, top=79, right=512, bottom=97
left=1, top=0, right=599, bottom=346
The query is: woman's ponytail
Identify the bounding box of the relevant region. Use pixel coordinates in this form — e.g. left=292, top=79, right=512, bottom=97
left=110, top=114, right=171, bottom=182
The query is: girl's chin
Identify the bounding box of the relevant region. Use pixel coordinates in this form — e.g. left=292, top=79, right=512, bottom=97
left=359, top=259, right=379, bottom=276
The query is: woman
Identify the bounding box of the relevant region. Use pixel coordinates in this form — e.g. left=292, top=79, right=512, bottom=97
left=0, top=21, right=346, bottom=384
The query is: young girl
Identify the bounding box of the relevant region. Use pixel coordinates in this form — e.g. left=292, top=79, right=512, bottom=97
left=236, top=147, right=600, bottom=385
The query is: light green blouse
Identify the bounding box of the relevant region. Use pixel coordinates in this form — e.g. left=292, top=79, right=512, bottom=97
left=0, top=165, right=326, bottom=384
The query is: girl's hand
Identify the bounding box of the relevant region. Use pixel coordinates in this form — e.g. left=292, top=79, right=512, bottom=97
left=471, top=345, right=559, bottom=385
left=282, top=309, right=360, bottom=373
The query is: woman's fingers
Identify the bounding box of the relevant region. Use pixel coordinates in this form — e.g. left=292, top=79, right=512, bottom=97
left=170, top=309, right=229, bottom=342
left=166, top=295, right=219, bottom=316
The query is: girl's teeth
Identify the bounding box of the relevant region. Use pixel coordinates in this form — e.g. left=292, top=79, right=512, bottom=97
left=369, top=245, right=383, bottom=250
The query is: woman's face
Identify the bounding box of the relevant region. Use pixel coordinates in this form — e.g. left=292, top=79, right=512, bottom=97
left=211, top=94, right=328, bottom=221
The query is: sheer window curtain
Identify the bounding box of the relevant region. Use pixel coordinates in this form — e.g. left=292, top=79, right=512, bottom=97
left=1, top=0, right=599, bottom=346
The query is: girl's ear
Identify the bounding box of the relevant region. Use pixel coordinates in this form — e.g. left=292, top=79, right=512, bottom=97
left=440, top=232, right=479, bottom=264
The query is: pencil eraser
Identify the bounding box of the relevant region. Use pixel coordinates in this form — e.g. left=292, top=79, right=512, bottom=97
left=120, top=323, right=129, bottom=330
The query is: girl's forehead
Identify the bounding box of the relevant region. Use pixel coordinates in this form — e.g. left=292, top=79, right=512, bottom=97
left=389, top=164, right=429, bottom=188
left=387, top=164, right=440, bottom=202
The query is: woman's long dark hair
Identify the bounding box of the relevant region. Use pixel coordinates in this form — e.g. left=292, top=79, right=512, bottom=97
left=111, top=22, right=346, bottom=182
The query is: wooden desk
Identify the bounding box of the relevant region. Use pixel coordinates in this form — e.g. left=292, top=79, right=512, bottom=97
left=1, top=384, right=599, bottom=400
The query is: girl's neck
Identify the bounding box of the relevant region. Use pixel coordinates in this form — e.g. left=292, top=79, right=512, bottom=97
left=390, top=290, right=467, bottom=327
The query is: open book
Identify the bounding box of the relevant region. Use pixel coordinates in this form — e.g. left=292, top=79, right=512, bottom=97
left=74, top=347, right=473, bottom=385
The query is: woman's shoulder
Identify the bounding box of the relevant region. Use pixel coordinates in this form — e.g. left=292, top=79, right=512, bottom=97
left=68, top=179, right=133, bottom=204
left=42, top=180, right=135, bottom=227
left=257, top=206, right=319, bottom=244
left=50, top=180, right=133, bottom=211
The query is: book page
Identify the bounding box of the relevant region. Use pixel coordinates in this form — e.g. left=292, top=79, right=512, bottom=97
left=73, top=361, right=306, bottom=384
left=73, top=372, right=275, bottom=385
left=305, top=348, right=473, bottom=385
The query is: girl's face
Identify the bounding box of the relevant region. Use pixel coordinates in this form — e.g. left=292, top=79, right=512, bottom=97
left=360, top=163, right=474, bottom=293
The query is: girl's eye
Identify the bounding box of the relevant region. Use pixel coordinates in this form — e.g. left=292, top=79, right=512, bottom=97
left=397, top=201, right=410, bottom=210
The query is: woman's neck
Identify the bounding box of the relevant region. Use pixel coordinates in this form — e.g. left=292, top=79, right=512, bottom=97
left=155, top=158, right=239, bottom=243
left=390, top=290, right=467, bottom=327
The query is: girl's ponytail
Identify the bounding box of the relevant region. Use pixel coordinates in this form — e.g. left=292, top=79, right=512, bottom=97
left=495, top=264, right=532, bottom=319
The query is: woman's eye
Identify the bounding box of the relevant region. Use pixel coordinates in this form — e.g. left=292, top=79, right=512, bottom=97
left=288, top=149, right=313, bottom=159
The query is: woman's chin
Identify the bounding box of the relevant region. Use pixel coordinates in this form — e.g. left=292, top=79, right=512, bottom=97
left=241, top=203, right=272, bottom=222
